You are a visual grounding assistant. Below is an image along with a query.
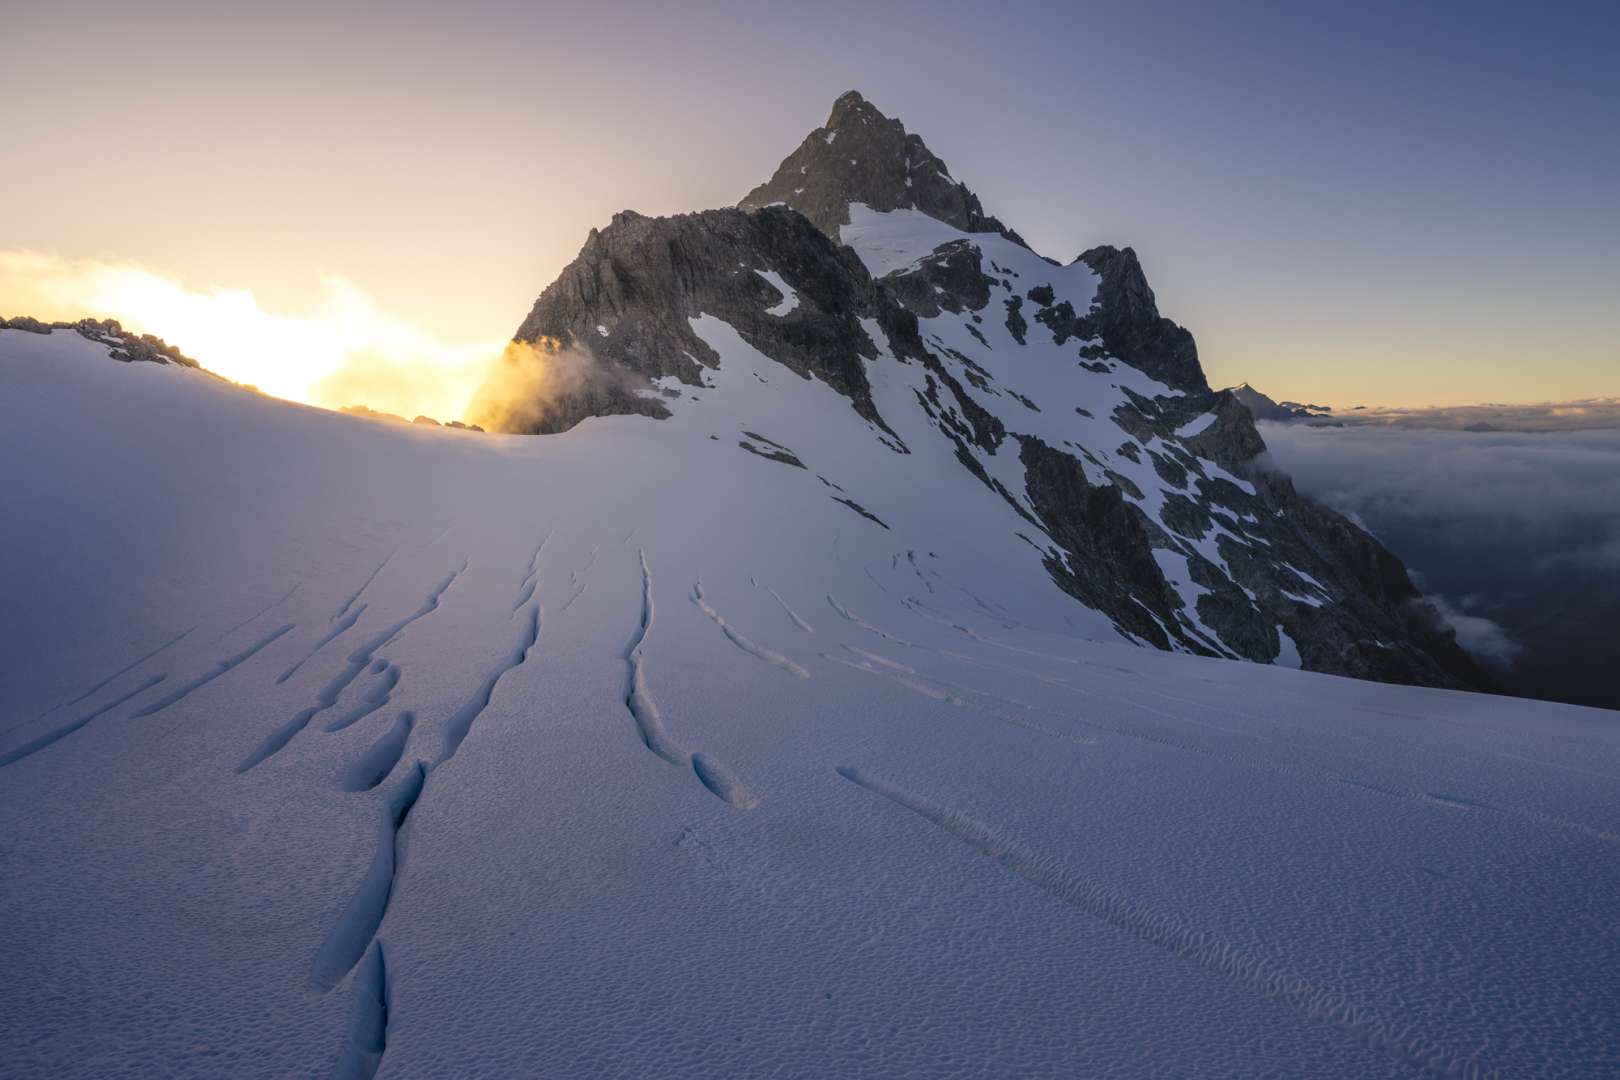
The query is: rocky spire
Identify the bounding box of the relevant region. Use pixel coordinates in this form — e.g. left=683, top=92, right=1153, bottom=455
left=740, top=91, right=1027, bottom=247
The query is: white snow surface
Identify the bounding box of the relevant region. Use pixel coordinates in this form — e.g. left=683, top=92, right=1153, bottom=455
left=752, top=268, right=799, bottom=316
left=2, top=327, right=1618, bottom=1079
left=834, top=206, right=1291, bottom=649
left=1275, top=625, right=1304, bottom=669
left=1176, top=410, right=1219, bottom=438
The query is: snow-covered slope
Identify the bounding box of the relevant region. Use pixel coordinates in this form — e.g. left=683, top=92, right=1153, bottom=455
left=3, top=327, right=1618, bottom=1078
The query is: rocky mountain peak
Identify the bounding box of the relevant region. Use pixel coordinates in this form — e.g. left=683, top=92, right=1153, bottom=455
left=479, top=97, right=1490, bottom=693
left=1071, top=245, right=1203, bottom=392
left=1228, top=382, right=1336, bottom=423
left=740, top=91, right=1027, bottom=247
left=825, top=88, right=878, bottom=126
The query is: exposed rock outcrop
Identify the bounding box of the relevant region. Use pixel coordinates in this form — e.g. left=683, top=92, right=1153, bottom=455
left=740, top=90, right=1027, bottom=246
left=0, top=316, right=200, bottom=368
left=507, top=205, right=924, bottom=437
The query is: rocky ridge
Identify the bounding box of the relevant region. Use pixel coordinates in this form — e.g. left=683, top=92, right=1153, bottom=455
left=0, top=315, right=201, bottom=368
left=1229, top=382, right=1336, bottom=423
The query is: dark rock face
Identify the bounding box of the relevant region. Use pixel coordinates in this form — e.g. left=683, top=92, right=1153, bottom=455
left=1183, top=392, right=1269, bottom=471
left=1, top=315, right=51, bottom=334
left=740, top=91, right=1027, bottom=246
left=505, top=206, right=915, bottom=436
left=1072, top=246, right=1203, bottom=394
left=1017, top=427, right=1486, bottom=686
left=739, top=431, right=806, bottom=469
left=1018, top=435, right=1179, bottom=648
left=1228, top=382, right=1335, bottom=422
left=878, top=240, right=991, bottom=317
left=1221, top=467, right=1493, bottom=688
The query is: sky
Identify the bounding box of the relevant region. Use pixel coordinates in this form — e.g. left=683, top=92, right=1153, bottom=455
left=3, top=0, right=1617, bottom=413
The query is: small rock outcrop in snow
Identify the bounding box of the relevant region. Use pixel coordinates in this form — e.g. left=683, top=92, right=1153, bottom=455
left=1, top=315, right=200, bottom=368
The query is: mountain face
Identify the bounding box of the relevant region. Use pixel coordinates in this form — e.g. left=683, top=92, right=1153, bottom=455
left=1229, top=382, right=1336, bottom=423
left=492, top=93, right=1485, bottom=690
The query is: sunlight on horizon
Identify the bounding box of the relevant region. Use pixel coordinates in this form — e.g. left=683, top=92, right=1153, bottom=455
left=0, top=249, right=505, bottom=421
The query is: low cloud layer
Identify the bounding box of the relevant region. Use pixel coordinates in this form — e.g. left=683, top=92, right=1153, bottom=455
left=0, top=250, right=505, bottom=421
left=1262, top=423, right=1620, bottom=531
left=1262, top=419, right=1620, bottom=708
left=1297, top=398, right=1620, bottom=433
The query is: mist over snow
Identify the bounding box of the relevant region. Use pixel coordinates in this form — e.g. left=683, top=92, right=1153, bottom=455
left=464, top=338, right=650, bottom=435
left=1262, top=420, right=1620, bottom=710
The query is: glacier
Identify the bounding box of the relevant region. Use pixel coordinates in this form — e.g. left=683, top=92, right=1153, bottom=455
left=2, top=324, right=1618, bottom=1078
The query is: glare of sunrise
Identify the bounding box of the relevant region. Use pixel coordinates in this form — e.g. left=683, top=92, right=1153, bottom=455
left=0, top=249, right=503, bottom=420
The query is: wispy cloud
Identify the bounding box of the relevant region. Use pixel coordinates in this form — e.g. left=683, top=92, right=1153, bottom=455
left=1413, top=589, right=1523, bottom=667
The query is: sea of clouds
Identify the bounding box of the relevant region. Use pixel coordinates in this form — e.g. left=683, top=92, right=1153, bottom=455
left=1262, top=408, right=1620, bottom=710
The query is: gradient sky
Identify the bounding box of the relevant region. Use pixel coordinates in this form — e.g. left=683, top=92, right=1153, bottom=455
left=5, top=0, right=1617, bottom=408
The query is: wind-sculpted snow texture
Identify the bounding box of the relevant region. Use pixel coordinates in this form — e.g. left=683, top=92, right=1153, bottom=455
left=3, top=326, right=1619, bottom=1079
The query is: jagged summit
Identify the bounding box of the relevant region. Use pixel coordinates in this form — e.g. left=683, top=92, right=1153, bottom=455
left=737, top=94, right=1204, bottom=396
left=1228, top=382, right=1336, bottom=423
left=740, top=91, right=1026, bottom=246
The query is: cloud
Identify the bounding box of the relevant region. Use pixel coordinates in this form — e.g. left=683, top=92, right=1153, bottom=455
left=1296, top=398, right=1620, bottom=433
left=464, top=337, right=658, bottom=435
left=1416, top=594, right=1523, bottom=667
left=0, top=249, right=505, bottom=421
left=1260, top=422, right=1620, bottom=532
left=464, top=339, right=598, bottom=433
left=1261, top=420, right=1620, bottom=687
left=1531, top=524, right=1620, bottom=575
